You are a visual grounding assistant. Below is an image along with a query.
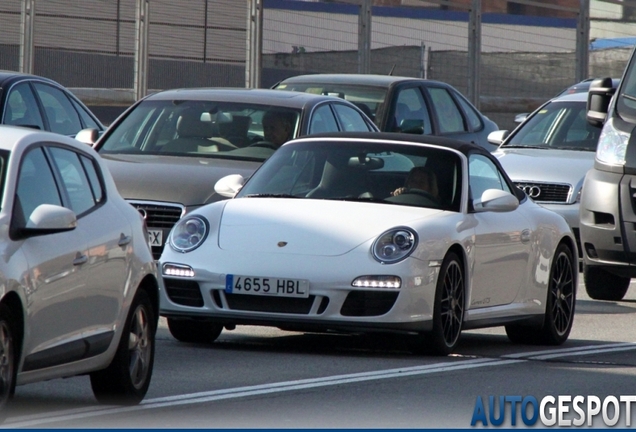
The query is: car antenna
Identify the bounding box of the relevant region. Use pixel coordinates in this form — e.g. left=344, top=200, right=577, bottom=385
left=388, top=64, right=396, bottom=76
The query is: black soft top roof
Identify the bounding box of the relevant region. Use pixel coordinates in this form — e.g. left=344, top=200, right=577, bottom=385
left=293, top=131, right=491, bottom=157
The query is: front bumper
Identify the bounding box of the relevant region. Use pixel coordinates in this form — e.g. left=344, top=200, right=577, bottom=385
left=579, top=168, right=636, bottom=276
left=158, top=252, right=439, bottom=335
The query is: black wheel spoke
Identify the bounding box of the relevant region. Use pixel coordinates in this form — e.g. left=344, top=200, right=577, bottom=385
left=550, top=252, right=574, bottom=336
left=441, top=261, right=463, bottom=346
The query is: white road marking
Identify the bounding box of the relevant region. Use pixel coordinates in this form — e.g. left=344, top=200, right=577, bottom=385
left=5, top=342, right=636, bottom=428
left=503, top=341, right=636, bottom=360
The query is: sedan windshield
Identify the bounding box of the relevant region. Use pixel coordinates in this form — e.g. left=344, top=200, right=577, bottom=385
left=504, top=101, right=600, bottom=151
left=237, top=140, right=462, bottom=212
left=97, top=100, right=301, bottom=162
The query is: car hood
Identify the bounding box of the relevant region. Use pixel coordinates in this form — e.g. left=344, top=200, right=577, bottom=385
left=217, top=198, right=443, bottom=256
left=494, top=148, right=595, bottom=184
left=101, top=154, right=263, bottom=207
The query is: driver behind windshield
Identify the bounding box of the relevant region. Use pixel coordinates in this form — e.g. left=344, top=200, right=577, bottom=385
left=391, top=166, right=439, bottom=199
left=262, top=110, right=295, bottom=147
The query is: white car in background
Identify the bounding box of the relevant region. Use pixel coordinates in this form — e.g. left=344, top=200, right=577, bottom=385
left=159, top=132, right=577, bottom=355
left=0, top=126, right=159, bottom=416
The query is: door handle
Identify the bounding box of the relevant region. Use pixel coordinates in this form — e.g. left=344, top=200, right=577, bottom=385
left=118, top=233, right=132, bottom=247
left=73, top=253, right=88, bottom=266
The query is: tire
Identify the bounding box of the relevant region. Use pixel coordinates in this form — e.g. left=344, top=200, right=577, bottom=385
left=167, top=318, right=223, bottom=344
left=0, top=304, right=16, bottom=421
left=506, top=244, right=576, bottom=345
left=90, top=289, right=156, bottom=405
left=412, top=252, right=464, bottom=355
left=584, top=265, right=630, bottom=301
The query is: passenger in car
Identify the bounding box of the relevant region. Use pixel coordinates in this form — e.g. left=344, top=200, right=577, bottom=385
left=391, top=166, right=439, bottom=199
left=262, top=110, right=295, bottom=147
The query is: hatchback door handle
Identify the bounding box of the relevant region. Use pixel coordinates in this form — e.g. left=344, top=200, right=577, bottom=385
left=118, top=233, right=132, bottom=247
left=73, top=253, right=88, bottom=266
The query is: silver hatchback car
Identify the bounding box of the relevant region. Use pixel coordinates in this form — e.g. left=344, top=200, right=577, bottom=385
left=0, top=126, right=159, bottom=416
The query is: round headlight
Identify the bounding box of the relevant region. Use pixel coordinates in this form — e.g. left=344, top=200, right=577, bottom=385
left=372, top=227, right=418, bottom=264
left=169, top=216, right=209, bottom=253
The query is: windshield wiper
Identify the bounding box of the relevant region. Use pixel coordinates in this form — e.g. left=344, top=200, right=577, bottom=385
left=502, top=145, right=550, bottom=149
left=245, top=193, right=299, bottom=198
left=622, top=93, right=636, bottom=102
left=551, top=146, right=595, bottom=152
left=334, top=196, right=387, bottom=203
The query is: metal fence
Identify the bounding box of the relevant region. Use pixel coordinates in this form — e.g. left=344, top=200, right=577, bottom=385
left=1, top=0, right=635, bottom=129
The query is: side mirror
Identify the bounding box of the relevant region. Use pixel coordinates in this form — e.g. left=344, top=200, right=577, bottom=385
left=514, top=113, right=528, bottom=124
left=487, top=130, right=509, bottom=146
left=587, top=77, right=616, bottom=127
left=399, top=119, right=424, bottom=134
left=473, top=189, right=519, bottom=213
left=14, top=204, right=77, bottom=240
left=214, top=174, right=245, bottom=198
left=75, top=128, right=100, bottom=146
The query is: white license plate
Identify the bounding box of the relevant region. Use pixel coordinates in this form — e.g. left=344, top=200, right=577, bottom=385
left=225, top=275, right=309, bottom=298
left=148, top=229, right=163, bottom=246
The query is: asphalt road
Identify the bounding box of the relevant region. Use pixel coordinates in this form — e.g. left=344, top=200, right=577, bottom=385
left=5, top=276, right=636, bottom=428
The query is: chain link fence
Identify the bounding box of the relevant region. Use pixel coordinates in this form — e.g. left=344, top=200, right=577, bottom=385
left=1, top=0, right=634, bottom=129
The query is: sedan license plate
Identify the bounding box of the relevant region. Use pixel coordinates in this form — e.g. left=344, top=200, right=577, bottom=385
left=225, top=275, right=309, bottom=298
left=148, top=229, right=163, bottom=246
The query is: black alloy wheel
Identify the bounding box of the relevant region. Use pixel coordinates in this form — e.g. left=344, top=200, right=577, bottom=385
left=548, top=246, right=576, bottom=340
left=506, top=244, right=575, bottom=345
left=412, top=252, right=464, bottom=355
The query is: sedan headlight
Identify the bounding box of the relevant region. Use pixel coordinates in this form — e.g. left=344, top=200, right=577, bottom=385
left=372, top=227, right=418, bottom=264
left=596, top=118, right=629, bottom=165
left=169, top=216, right=209, bottom=253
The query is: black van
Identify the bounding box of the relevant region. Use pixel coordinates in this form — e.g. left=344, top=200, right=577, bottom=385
left=580, top=59, right=636, bottom=301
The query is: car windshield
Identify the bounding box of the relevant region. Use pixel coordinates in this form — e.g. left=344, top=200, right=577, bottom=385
left=97, top=100, right=301, bottom=162
left=618, top=58, right=636, bottom=117
left=274, top=82, right=386, bottom=126
left=236, top=140, right=462, bottom=212
left=504, top=101, right=600, bottom=151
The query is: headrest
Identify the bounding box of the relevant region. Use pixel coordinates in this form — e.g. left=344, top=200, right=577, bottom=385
left=177, top=111, right=212, bottom=138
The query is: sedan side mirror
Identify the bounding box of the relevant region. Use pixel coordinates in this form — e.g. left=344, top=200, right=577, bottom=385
left=75, top=128, right=100, bottom=146
left=473, top=189, right=519, bottom=213
left=215, top=174, right=245, bottom=198
left=487, top=130, right=509, bottom=146
left=399, top=119, right=424, bottom=134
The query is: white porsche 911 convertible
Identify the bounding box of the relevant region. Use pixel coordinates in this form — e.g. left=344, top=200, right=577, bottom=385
left=158, top=132, right=577, bottom=355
